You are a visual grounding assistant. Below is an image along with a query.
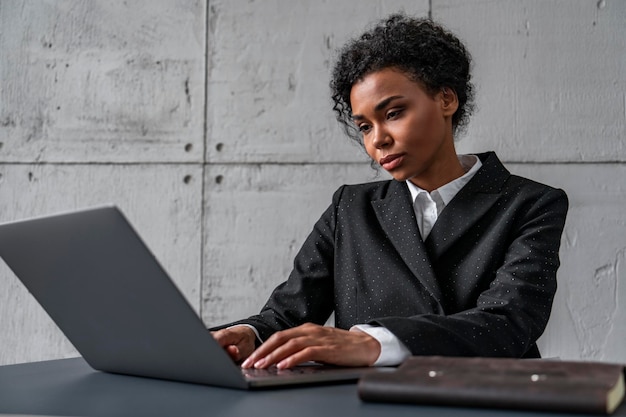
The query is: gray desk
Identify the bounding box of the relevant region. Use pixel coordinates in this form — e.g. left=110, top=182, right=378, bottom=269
left=0, top=357, right=623, bottom=417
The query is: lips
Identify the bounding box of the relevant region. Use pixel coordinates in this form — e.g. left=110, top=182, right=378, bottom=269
left=379, top=153, right=405, bottom=170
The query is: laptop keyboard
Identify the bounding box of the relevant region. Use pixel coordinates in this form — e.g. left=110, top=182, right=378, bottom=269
left=241, top=363, right=333, bottom=378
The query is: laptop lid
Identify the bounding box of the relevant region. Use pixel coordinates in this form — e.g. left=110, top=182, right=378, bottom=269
left=0, top=206, right=382, bottom=389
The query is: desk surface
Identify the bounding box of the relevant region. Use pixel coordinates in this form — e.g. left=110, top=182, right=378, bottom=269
left=0, top=357, right=624, bottom=417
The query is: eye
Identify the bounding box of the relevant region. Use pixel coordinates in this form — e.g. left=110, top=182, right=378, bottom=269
left=386, top=108, right=403, bottom=120
left=358, top=124, right=372, bottom=134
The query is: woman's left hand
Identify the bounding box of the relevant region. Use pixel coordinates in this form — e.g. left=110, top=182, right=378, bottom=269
left=240, top=322, right=381, bottom=369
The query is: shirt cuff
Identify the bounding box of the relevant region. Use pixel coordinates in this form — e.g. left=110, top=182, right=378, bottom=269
left=350, top=324, right=411, bottom=366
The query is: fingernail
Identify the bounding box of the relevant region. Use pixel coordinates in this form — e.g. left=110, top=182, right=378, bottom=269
left=241, top=358, right=251, bottom=368
left=254, top=358, right=266, bottom=368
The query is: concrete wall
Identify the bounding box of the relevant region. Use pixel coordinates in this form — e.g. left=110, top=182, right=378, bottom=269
left=0, top=0, right=623, bottom=365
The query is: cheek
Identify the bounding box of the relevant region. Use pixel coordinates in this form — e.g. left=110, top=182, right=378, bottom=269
left=409, top=108, right=444, bottom=140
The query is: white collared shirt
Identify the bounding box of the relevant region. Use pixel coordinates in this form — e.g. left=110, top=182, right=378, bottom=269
left=406, top=154, right=482, bottom=240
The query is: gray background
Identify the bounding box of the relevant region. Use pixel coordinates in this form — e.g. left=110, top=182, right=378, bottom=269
left=0, top=0, right=624, bottom=365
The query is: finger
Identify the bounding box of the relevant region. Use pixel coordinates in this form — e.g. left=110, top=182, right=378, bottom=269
left=275, top=346, right=323, bottom=369
left=248, top=334, right=317, bottom=369
left=240, top=332, right=286, bottom=368
left=266, top=339, right=349, bottom=369
left=240, top=327, right=303, bottom=368
left=225, top=345, right=240, bottom=361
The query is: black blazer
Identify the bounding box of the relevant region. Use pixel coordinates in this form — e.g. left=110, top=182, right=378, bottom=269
left=227, top=152, right=569, bottom=358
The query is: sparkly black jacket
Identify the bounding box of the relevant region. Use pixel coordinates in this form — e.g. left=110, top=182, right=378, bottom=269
left=227, top=152, right=568, bottom=358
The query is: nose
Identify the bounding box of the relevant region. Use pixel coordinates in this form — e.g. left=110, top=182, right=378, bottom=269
left=372, top=125, right=392, bottom=149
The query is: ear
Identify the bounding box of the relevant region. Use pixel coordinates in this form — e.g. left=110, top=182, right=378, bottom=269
left=439, top=87, right=459, bottom=117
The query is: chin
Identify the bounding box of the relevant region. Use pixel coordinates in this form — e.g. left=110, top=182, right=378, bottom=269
left=389, top=172, right=411, bottom=182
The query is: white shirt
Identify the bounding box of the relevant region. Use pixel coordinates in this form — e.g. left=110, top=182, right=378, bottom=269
left=352, top=154, right=482, bottom=365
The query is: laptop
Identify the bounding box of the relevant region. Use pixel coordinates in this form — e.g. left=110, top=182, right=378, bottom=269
left=0, top=206, right=388, bottom=389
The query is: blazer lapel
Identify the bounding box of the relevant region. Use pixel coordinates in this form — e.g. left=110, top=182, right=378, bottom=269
left=426, top=152, right=510, bottom=258
left=371, top=181, right=443, bottom=303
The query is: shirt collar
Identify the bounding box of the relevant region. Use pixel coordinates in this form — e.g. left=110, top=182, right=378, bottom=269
left=406, top=154, right=482, bottom=208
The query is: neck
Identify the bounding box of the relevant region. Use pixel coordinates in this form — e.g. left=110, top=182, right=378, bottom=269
left=409, top=140, right=465, bottom=192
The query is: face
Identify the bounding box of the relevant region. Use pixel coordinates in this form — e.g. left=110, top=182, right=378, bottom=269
left=350, top=68, right=459, bottom=189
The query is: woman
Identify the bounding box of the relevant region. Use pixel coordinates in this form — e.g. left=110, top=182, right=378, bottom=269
left=212, top=14, right=568, bottom=370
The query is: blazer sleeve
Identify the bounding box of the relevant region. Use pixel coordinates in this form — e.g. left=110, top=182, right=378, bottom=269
left=373, top=187, right=569, bottom=358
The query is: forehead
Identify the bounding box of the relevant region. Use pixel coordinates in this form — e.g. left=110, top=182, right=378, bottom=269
left=349, top=68, right=428, bottom=112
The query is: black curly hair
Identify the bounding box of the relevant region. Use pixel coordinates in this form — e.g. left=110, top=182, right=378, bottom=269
left=330, top=13, right=475, bottom=145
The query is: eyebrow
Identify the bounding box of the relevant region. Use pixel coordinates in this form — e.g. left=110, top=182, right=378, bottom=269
left=352, top=95, right=405, bottom=121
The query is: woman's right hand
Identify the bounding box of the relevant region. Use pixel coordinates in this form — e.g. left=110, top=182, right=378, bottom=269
left=211, top=326, right=257, bottom=363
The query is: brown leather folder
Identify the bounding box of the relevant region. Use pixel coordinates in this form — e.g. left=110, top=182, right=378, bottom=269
left=358, top=356, right=625, bottom=415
